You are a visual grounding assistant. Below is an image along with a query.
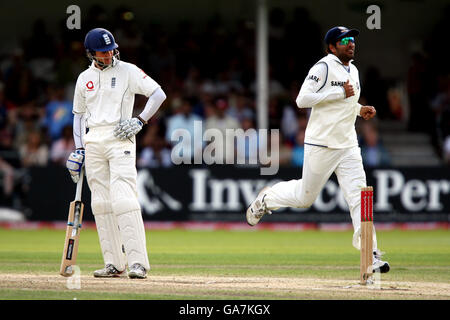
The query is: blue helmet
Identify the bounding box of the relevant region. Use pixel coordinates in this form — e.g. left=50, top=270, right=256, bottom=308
left=84, top=28, right=120, bottom=69
left=84, top=28, right=119, bottom=52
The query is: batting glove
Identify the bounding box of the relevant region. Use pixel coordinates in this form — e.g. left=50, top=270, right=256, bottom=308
left=114, top=118, right=143, bottom=140
left=66, top=149, right=85, bottom=183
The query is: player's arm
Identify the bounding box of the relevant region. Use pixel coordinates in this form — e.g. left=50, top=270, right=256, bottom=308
left=296, top=63, right=345, bottom=108
left=71, top=75, right=86, bottom=149
left=114, top=88, right=166, bottom=140
left=132, top=66, right=167, bottom=122
left=67, top=76, right=86, bottom=183
left=114, top=66, right=166, bottom=140
left=73, top=113, right=86, bottom=150
left=136, top=87, right=167, bottom=124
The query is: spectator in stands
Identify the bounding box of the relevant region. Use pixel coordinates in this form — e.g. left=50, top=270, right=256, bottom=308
left=250, top=67, right=286, bottom=99
left=359, top=121, right=391, bottom=167
left=205, top=98, right=240, bottom=164
left=214, top=70, right=244, bottom=95
left=1, top=7, right=448, bottom=173
left=297, top=112, right=309, bottom=132
left=0, top=128, right=20, bottom=169
left=205, top=98, right=241, bottom=132
left=0, top=128, right=16, bottom=206
left=192, top=89, right=214, bottom=118
left=2, top=48, right=37, bottom=105
left=291, top=129, right=305, bottom=167
left=267, top=96, right=283, bottom=130
left=430, top=76, right=450, bottom=156
left=0, top=127, right=28, bottom=210
left=226, top=92, right=254, bottom=123
left=139, top=133, right=172, bottom=168
left=13, top=102, right=43, bottom=150
left=50, top=125, right=75, bottom=165
left=0, top=157, right=14, bottom=206
left=42, top=84, right=74, bottom=141
left=236, top=114, right=258, bottom=165
left=166, top=97, right=203, bottom=161
left=280, top=82, right=306, bottom=144
left=280, top=103, right=298, bottom=144
left=386, top=86, right=405, bottom=121
left=272, top=130, right=292, bottom=167
left=19, top=130, right=48, bottom=167
left=183, top=66, right=202, bottom=99
left=24, top=19, right=57, bottom=91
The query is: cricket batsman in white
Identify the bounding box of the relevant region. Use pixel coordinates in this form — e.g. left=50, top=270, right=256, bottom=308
left=246, top=26, right=390, bottom=273
left=66, top=28, right=166, bottom=279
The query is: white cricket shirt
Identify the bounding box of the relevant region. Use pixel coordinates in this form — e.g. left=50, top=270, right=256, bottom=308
left=73, top=60, right=160, bottom=128
left=296, top=54, right=362, bottom=149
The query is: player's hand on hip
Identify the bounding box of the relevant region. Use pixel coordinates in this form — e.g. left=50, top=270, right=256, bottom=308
left=114, top=117, right=144, bottom=140
left=343, top=79, right=355, bottom=98
left=360, top=106, right=376, bottom=120
left=66, top=149, right=85, bottom=183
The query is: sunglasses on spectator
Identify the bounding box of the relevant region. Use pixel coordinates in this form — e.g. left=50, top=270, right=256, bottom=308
left=338, top=37, right=355, bottom=45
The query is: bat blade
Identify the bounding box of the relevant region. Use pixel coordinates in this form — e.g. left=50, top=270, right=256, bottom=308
left=60, top=200, right=84, bottom=277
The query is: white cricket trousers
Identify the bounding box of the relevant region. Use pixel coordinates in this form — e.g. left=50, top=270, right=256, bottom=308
left=264, top=144, right=377, bottom=250
left=84, top=126, right=150, bottom=271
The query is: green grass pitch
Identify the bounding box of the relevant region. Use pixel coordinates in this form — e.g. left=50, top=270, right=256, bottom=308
left=0, top=228, right=449, bottom=299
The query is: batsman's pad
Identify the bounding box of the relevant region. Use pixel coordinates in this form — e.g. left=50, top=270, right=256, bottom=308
left=116, top=209, right=150, bottom=271
left=111, top=198, right=140, bottom=215
left=93, top=202, right=127, bottom=271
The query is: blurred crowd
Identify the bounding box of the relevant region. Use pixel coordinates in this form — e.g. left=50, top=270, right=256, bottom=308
left=1, top=4, right=449, bottom=209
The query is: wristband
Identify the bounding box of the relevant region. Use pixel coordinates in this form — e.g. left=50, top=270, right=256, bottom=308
left=137, top=116, right=147, bottom=125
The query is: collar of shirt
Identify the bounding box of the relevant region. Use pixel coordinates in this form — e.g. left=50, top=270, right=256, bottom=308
left=89, top=62, right=101, bottom=72
left=88, top=58, right=120, bottom=72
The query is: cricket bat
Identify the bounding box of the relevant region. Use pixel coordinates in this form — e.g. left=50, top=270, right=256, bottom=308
left=60, top=168, right=85, bottom=277
left=360, top=186, right=373, bottom=284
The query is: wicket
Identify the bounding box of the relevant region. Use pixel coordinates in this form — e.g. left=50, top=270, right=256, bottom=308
left=360, top=186, right=373, bottom=284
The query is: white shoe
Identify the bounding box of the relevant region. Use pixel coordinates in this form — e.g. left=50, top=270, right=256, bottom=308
left=373, top=249, right=390, bottom=273
left=128, top=263, right=147, bottom=279
left=246, top=187, right=272, bottom=226
left=93, top=264, right=127, bottom=278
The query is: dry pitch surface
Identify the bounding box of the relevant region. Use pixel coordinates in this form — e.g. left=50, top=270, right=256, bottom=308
left=1, top=273, right=449, bottom=300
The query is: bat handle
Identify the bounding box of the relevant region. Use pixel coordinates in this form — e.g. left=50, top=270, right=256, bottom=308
left=74, top=168, right=84, bottom=202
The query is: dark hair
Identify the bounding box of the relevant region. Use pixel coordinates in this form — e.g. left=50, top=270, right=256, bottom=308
left=326, top=42, right=336, bottom=54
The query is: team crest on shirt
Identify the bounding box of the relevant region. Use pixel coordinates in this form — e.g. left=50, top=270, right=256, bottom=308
left=86, top=81, right=94, bottom=91
left=111, top=77, right=116, bottom=88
